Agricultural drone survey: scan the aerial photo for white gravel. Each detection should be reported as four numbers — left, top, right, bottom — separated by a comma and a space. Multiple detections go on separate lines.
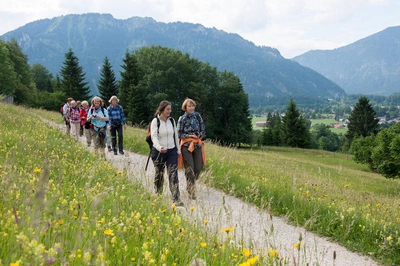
49, 121, 379, 266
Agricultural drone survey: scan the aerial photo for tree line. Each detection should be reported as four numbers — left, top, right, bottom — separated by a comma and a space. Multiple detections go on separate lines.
0, 40, 252, 146
2, 39, 399, 178
259, 96, 400, 178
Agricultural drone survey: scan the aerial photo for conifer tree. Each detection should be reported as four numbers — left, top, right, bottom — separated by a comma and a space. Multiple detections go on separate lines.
119, 52, 139, 121
345, 96, 379, 144
282, 99, 311, 148
98, 57, 119, 102
59, 48, 90, 100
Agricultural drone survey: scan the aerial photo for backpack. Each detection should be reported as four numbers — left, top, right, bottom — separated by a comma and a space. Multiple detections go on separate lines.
146, 117, 175, 149
59, 104, 65, 115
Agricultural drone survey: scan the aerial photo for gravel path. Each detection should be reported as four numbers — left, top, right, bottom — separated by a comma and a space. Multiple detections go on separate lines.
48, 121, 379, 266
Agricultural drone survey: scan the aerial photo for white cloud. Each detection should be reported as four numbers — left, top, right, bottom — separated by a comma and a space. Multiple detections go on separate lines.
0, 0, 398, 58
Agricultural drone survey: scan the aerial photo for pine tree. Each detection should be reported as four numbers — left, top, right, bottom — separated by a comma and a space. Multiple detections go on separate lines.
98, 57, 119, 102
282, 99, 311, 148
345, 96, 379, 144
59, 48, 90, 101
119, 52, 139, 121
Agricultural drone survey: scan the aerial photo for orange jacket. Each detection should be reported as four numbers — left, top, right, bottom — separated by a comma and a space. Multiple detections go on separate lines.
178, 137, 206, 169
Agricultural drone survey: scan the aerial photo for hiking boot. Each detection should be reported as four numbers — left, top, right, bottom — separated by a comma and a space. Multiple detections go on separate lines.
119, 150, 124, 155
114, 150, 117, 155
173, 200, 184, 207
108, 146, 112, 152
189, 193, 197, 200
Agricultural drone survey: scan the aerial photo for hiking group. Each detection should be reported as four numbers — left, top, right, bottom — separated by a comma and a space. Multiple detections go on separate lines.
60, 95, 127, 159
60, 97, 206, 207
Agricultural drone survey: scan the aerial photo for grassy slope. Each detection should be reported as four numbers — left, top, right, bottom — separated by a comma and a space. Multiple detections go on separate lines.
35, 108, 400, 265
0, 105, 260, 266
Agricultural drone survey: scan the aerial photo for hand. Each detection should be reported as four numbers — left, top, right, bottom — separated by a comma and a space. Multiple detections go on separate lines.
189, 134, 198, 139
123, 124, 127, 130
160, 147, 167, 153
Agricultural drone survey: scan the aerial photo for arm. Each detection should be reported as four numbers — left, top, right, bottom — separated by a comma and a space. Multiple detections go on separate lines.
177, 115, 189, 139
120, 105, 127, 129
150, 118, 162, 152
103, 109, 109, 122
197, 113, 206, 139
173, 119, 181, 154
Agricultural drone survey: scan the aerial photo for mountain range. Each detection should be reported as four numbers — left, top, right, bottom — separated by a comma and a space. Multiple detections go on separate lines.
293, 26, 400, 95
0, 13, 345, 107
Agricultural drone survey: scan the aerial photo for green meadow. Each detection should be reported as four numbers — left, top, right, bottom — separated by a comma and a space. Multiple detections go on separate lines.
2, 104, 399, 265
0, 104, 264, 266
252, 116, 347, 134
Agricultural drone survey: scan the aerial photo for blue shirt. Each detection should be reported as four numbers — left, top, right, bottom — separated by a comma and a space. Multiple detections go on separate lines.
107, 104, 127, 125
89, 107, 108, 130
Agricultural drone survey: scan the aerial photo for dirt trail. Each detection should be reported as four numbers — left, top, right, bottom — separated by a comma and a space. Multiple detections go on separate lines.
48, 120, 378, 266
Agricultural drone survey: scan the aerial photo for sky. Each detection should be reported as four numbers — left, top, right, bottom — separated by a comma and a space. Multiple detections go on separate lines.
0, 0, 399, 58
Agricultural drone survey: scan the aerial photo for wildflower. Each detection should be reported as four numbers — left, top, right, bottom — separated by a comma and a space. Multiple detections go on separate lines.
190, 206, 195, 211
248, 256, 259, 265
57, 220, 64, 225
344, 184, 349, 188
161, 209, 167, 213
292, 242, 304, 249
221, 227, 235, 233
10, 261, 21, 266
131, 258, 135, 261
62, 153, 67, 157
204, 219, 208, 225
305, 191, 310, 197
104, 229, 113, 236
200, 242, 207, 247
33, 167, 41, 173
267, 249, 279, 258
243, 248, 251, 257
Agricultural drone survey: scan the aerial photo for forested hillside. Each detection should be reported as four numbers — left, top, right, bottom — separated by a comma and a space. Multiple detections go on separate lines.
0, 13, 346, 106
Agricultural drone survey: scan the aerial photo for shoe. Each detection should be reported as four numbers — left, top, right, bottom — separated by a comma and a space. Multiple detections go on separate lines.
119, 150, 124, 155
108, 146, 112, 152
114, 151, 117, 155
173, 200, 184, 207
190, 194, 197, 200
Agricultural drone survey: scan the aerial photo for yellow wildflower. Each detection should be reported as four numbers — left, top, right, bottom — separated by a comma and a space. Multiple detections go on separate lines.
104, 229, 113, 236
243, 248, 251, 257
267, 249, 279, 258
33, 167, 41, 173
200, 242, 207, 247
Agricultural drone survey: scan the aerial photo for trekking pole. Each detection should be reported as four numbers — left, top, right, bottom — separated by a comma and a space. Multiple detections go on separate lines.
145, 151, 151, 171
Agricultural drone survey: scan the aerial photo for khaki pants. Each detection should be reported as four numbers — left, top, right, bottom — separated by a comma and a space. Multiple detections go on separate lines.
70, 123, 80, 141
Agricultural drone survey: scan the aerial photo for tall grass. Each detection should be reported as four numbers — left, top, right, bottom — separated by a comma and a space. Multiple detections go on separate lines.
0, 105, 270, 266
33, 108, 400, 265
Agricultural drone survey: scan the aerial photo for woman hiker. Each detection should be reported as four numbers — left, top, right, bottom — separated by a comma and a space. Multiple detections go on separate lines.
177, 98, 206, 200
150, 100, 184, 206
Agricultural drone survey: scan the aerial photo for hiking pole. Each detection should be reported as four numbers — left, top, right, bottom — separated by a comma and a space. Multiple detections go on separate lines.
145, 151, 151, 171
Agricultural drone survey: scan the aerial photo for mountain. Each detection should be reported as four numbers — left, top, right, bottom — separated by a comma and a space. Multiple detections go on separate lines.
0, 13, 345, 106
292, 26, 400, 95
